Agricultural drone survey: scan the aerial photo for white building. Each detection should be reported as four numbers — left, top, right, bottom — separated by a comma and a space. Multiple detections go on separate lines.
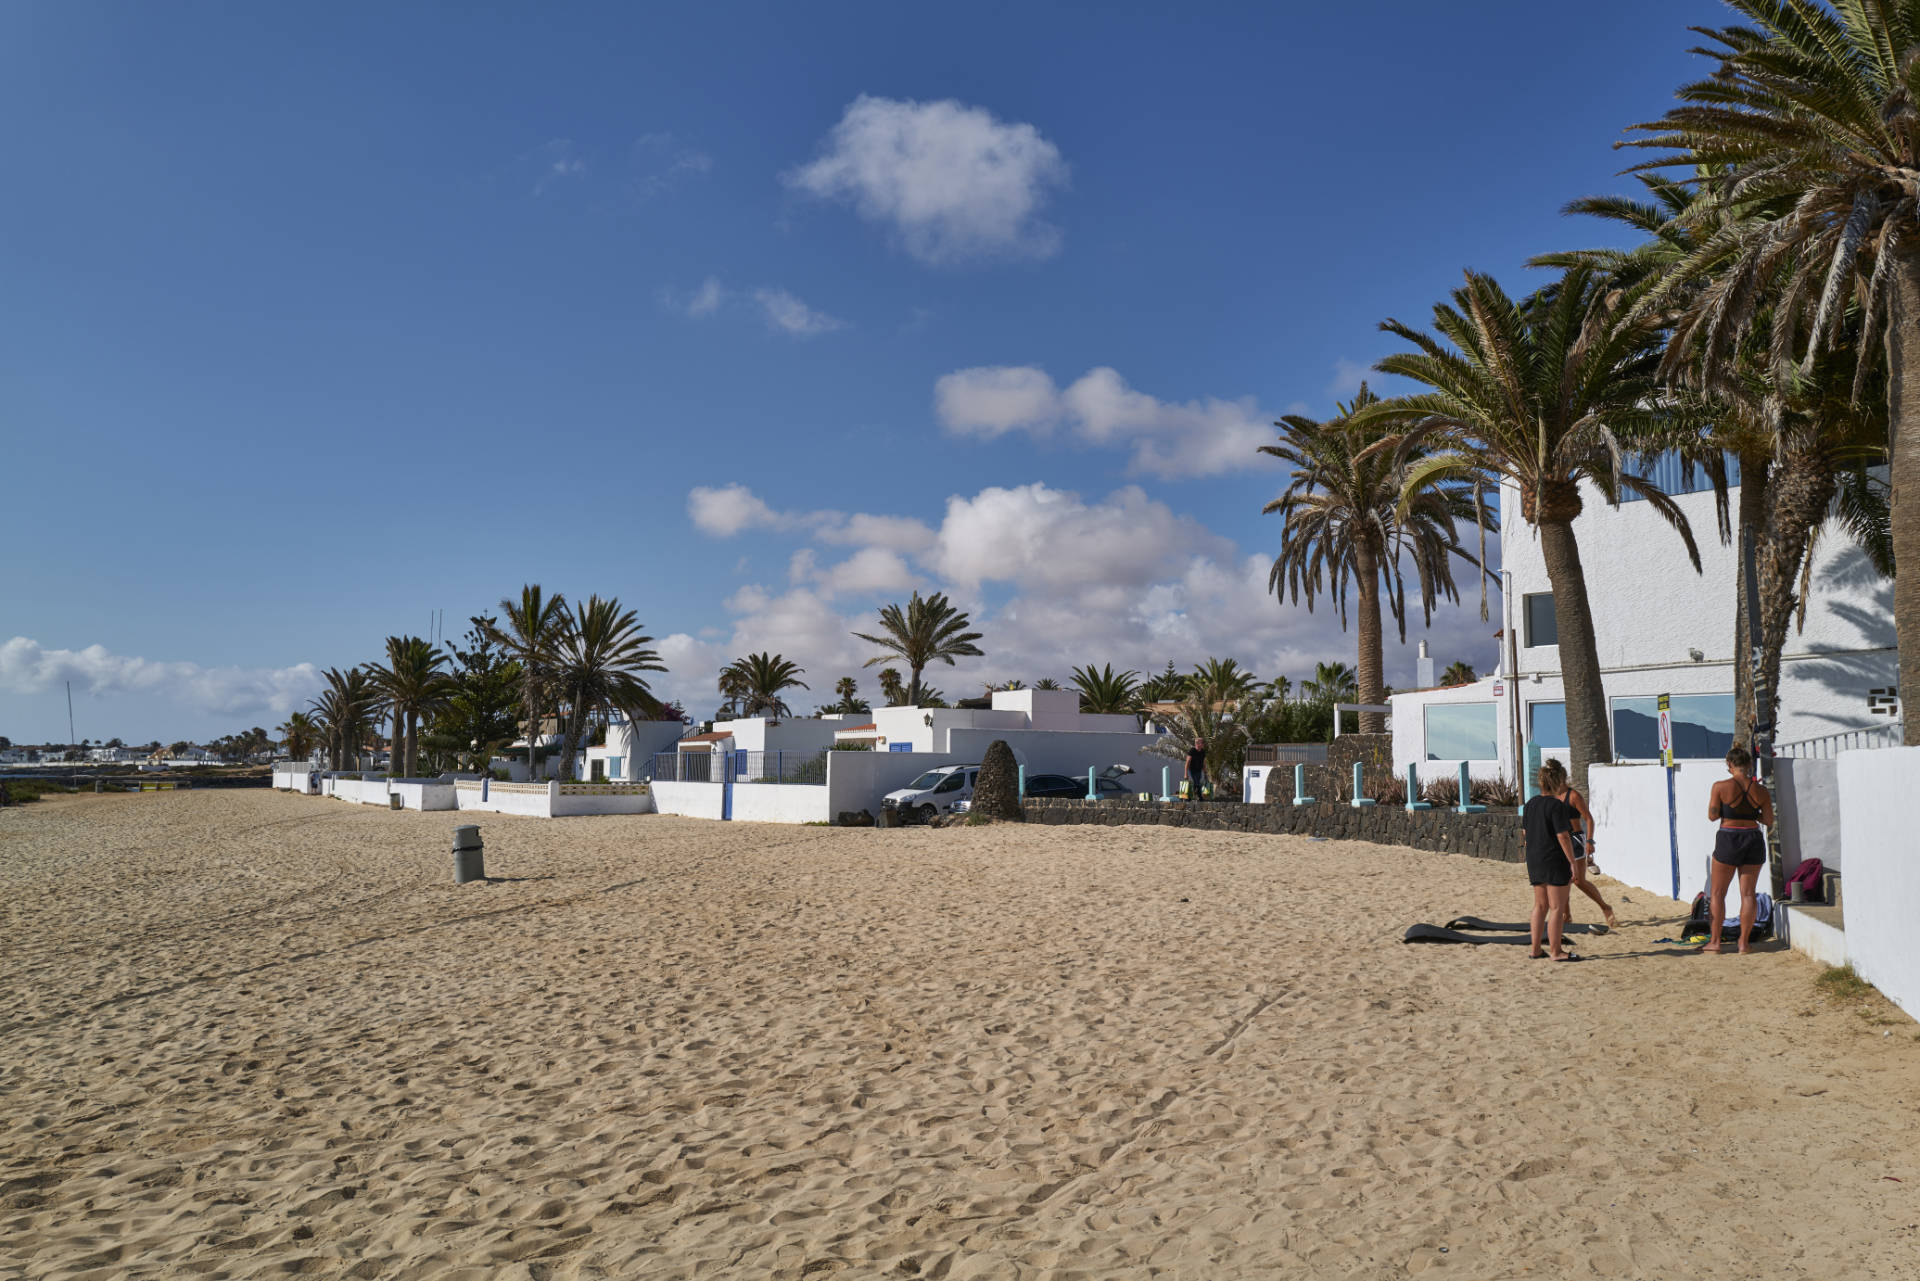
1391, 466, 1898, 783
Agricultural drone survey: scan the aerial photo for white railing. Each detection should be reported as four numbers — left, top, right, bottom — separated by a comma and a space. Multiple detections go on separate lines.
1775, 724, 1902, 759
559, 782, 649, 795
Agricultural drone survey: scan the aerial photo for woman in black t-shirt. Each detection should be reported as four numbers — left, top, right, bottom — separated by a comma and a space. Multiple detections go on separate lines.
1521, 758, 1582, 961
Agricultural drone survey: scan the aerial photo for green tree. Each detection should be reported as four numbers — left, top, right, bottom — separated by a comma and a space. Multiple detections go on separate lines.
420, 614, 524, 773
1305, 661, 1359, 703
1187, 657, 1261, 705
1142, 697, 1250, 795
485, 586, 569, 778
1033, 677, 1062, 690
275, 712, 318, 760
1359, 268, 1701, 789
824, 676, 870, 715
1624, 0, 1918, 743
1262, 383, 1494, 733
721, 652, 810, 718
553, 595, 666, 781
369, 635, 455, 778
309, 667, 381, 770
1070, 662, 1141, 714
1441, 661, 1476, 688
853, 591, 984, 707
877, 668, 907, 706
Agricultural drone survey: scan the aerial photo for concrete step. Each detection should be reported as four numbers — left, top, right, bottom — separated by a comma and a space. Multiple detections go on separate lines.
1822, 869, 1842, 909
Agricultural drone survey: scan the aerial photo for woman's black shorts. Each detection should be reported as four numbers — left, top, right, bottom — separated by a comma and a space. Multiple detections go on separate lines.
1713, 827, 1766, 867
1527, 848, 1572, 887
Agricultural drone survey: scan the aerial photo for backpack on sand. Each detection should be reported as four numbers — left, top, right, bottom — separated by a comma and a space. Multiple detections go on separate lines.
1680, 889, 1775, 944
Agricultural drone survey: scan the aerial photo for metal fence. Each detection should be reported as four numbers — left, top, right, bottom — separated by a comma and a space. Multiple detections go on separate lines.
1246, 743, 1331, 766
1774, 723, 1901, 760
648, 750, 827, 784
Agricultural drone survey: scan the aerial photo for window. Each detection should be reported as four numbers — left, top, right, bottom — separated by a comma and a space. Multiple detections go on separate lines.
1523, 593, 1558, 647
1617, 450, 1741, 503
1611, 694, 1736, 760
608, 755, 623, 779
1425, 702, 1499, 761
1527, 702, 1569, 750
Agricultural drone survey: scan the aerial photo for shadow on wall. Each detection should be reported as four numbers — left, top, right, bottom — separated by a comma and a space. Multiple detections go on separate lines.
1789, 547, 1898, 733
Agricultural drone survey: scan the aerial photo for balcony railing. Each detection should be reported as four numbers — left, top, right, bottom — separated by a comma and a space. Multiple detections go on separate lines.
1774, 724, 1901, 759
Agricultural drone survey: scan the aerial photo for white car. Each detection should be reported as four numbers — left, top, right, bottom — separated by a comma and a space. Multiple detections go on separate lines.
883, 764, 980, 823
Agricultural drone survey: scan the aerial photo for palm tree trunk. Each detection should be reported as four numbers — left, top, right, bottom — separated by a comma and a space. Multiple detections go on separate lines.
1537, 512, 1611, 792
1758, 446, 1838, 746
405, 710, 419, 779
1732, 456, 1769, 745
1354, 544, 1385, 735
390, 709, 404, 777
908, 665, 924, 707
1885, 251, 1920, 745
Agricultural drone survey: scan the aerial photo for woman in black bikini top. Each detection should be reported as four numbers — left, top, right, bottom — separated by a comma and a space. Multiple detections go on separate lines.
1703, 745, 1772, 954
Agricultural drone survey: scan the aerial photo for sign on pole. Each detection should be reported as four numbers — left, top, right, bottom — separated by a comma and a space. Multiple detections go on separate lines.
1658, 692, 1680, 900
1656, 692, 1674, 769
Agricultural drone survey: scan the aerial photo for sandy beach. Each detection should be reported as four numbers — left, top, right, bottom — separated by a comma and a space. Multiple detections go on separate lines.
2, 790, 1916, 1279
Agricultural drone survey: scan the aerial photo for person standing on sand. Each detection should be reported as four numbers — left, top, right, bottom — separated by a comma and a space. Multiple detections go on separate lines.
1548, 771, 1618, 929
1703, 744, 1773, 955
1185, 737, 1208, 801
1522, 758, 1582, 962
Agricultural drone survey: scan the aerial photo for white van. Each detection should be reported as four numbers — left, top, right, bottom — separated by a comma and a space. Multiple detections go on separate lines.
883, 764, 980, 823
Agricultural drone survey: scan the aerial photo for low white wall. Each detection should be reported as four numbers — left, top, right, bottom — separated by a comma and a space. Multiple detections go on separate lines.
731, 783, 829, 823
453, 780, 555, 818
1837, 746, 1920, 1018
651, 780, 726, 820
551, 784, 656, 817
390, 780, 457, 811
1773, 757, 1842, 875
825, 750, 970, 819
1587, 761, 1727, 901
272, 765, 317, 793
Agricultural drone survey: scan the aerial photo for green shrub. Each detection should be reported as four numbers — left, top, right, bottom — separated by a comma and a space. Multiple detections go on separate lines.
1, 778, 78, 804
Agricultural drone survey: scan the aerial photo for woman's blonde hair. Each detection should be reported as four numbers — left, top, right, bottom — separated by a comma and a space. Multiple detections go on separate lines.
1537, 757, 1569, 794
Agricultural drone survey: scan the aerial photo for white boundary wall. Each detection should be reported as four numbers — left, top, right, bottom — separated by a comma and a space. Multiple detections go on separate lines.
1587, 762, 1726, 901
552, 783, 655, 817
651, 781, 726, 820
732, 783, 829, 823
1773, 758, 1842, 875
455, 780, 555, 818
826, 751, 970, 819
390, 780, 457, 811
1836, 746, 1920, 1018
272, 765, 318, 793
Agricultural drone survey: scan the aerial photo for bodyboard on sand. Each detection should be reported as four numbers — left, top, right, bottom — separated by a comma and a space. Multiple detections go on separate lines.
1446, 916, 1608, 936
1404, 924, 1541, 945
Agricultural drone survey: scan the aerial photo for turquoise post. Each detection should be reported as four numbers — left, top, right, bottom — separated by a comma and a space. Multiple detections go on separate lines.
1522, 740, 1541, 814
1087, 766, 1098, 801
1456, 760, 1487, 813
1160, 765, 1172, 802
1292, 762, 1315, 806
1405, 762, 1431, 811
1350, 760, 1376, 808
1018, 764, 1025, 798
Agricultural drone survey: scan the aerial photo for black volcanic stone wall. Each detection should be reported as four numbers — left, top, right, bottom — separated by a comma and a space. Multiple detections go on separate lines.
1026, 797, 1524, 863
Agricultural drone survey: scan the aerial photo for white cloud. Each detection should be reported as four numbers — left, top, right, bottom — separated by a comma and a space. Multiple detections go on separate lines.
688, 484, 782, 537
785, 95, 1068, 265
934, 365, 1278, 479
935, 366, 1060, 438
0, 637, 321, 720
928, 483, 1231, 591
753, 287, 844, 337
687, 276, 726, 317
800, 546, 919, 597
531, 139, 587, 195
631, 132, 713, 200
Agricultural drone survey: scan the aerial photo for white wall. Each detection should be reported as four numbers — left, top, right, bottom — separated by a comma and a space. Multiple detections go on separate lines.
1587, 761, 1729, 902
453, 780, 555, 817
600, 720, 687, 778
650, 780, 727, 820
1836, 746, 1920, 1018
731, 782, 829, 823
551, 784, 655, 816
390, 780, 457, 811
1772, 757, 1842, 875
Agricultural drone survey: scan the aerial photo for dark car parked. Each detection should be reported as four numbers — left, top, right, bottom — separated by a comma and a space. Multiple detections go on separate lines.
1022, 773, 1135, 800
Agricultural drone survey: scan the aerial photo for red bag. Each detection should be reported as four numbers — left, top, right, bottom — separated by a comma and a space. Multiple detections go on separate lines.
1785, 858, 1824, 902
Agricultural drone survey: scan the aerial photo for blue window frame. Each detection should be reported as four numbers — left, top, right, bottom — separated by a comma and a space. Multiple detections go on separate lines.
1527, 701, 1569, 750
1618, 450, 1741, 502
889, 742, 913, 753
608, 756, 622, 779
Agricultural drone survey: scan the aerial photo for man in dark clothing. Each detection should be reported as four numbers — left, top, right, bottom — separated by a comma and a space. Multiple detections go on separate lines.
1184, 738, 1208, 801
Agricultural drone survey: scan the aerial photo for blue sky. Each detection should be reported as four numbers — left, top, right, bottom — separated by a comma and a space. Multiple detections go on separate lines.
1, 0, 1731, 743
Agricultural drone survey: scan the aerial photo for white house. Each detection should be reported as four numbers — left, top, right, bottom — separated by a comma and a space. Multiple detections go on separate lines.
1391, 462, 1899, 783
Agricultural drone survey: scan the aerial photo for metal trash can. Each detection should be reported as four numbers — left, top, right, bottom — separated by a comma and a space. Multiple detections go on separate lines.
389, 792, 403, 810
452, 825, 484, 883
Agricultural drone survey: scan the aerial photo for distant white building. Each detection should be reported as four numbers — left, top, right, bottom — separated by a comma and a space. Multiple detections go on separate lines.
1391, 464, 1899, 783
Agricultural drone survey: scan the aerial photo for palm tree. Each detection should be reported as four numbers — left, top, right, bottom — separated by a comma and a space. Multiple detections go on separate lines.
716, 665, 748, 720
1441, 661, 1477, 688
825, 676, 870, 714
853, 590, 984, 706
1033, 677, 1062, 690
1138, 661, 1188, 705
1188, 656, 1261, 705
1070, 662, 1141, 714
1262, 383, 1495, 735
552, 595, 667, 782
369, 635, 456, 778
721, 652, 810, 718
485, 585, 568, 779
1305, 661, 1359, 703
1358, 268, 1702, 790
1261, 675, 1293, 703
275, 712, 318, 761
310, 666, 381, 770
1623, 0, 1918, 742
1141, 697, 1250, 796
877, 668, 907, 707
